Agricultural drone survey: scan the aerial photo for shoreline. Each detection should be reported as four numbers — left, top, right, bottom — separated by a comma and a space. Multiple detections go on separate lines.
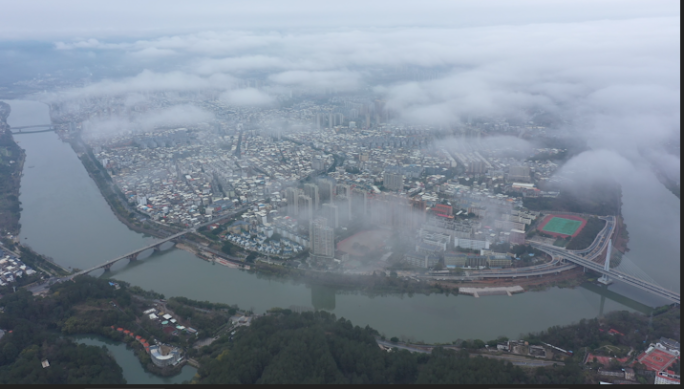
59, 121, 632, 299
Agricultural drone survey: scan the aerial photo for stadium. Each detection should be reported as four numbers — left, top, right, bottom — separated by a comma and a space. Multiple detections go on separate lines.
537, 214, 587, 238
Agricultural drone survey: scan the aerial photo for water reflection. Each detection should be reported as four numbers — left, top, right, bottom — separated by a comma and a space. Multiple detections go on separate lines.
311, 285, 336, 311
71, 335, 197, 385
7, 99, 672, 343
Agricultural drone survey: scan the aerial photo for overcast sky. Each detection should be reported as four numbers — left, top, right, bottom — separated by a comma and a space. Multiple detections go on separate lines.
0, 0, 679, 40
0, 1, 679, 282
2, 1, 680, 190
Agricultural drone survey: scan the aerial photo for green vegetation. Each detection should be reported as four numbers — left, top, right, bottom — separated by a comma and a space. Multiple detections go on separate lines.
0, 278, 128, 384
254, 263, 451, 296
566, 217, 606, 250
524, 180, 621, 216
17, 245, 69, 277
166, 298, 237, 336
221, 241, 239, 255
0, 339, 125, 384
194, 310, 530, 384
0, 103, 24, 235
489, 241, 510, 253
524, 307, 680, 356
0, 274, 678, 384
509, 244, 548, 263
553, 238, 569, 248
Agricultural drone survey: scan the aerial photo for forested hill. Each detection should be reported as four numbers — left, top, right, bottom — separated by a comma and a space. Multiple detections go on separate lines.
525, 179, 621, 216
194, 309, 576, 385
0, 276, 678, 384
0, 101, 25, 235
0, 278, 129, 384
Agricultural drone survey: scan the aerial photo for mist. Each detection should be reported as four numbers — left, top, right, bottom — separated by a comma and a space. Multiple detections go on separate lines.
1, 1, 679, 279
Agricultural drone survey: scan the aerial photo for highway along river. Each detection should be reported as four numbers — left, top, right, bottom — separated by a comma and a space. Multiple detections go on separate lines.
9, 99, 679, 343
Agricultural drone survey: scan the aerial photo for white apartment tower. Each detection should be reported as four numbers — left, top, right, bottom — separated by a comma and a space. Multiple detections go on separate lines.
311, 217, 335, 258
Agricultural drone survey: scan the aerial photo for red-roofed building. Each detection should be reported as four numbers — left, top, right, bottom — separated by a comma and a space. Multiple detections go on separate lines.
433, 204, 453, 216
117, 328, 123, 332
637, 345, 679, 373
608, 329, 625, 336
586, 353, 630, 367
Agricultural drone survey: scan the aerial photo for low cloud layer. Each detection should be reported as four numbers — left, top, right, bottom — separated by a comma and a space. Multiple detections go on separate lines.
9, 2, 679, 195
219, 88, 274, 106
82, 104, 215, 141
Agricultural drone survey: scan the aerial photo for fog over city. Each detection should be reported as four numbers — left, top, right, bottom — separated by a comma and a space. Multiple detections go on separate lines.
0, 1, 681, 385
1, 0, 678, 257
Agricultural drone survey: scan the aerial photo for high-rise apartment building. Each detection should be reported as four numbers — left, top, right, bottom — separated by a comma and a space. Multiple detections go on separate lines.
321, 203, 339, 228
317, 178, 335, 204
337, 183, 351, 197
311, 217, 335, 258
383, 172, 404, 191
304, 183, 320, 210
298, 194, 313, 221
336, 194, 352, 222
284, 187, 299, 216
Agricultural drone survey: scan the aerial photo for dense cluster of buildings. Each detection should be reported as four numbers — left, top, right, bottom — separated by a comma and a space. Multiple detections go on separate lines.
0, 249, 37, 287
47, 91, 567, 271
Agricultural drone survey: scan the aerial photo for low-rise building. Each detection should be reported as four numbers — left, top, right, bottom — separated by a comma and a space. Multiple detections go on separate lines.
149, 344, 182, 367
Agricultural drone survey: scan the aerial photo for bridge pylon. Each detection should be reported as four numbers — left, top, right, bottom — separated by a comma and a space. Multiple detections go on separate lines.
128, 252, 139, 262
103, 263, 113, 272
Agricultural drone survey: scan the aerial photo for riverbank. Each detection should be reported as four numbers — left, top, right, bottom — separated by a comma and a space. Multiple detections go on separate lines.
0, 101, 25, 236
428, 266, 589, 293
66, 133, 180, 240
60, 123, 623, 298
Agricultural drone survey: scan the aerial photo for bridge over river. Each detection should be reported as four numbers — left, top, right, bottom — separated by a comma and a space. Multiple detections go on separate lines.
426, 214, 679, 304
68, 205, 248, 278
9, 124, 56, 134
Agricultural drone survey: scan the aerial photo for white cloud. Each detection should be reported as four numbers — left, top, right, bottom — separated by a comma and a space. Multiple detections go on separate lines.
46, 70, 239, 101
82, 104, 215, 141
219, 88, 275, 106
269, 70, 361, 92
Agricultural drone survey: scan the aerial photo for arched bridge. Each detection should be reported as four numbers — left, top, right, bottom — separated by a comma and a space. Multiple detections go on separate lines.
68, 205, 248, 278
69, 231, 186, 277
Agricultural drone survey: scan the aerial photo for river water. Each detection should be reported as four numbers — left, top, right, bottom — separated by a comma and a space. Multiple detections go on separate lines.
7, 99, 680, 343
71, 335, 196, 384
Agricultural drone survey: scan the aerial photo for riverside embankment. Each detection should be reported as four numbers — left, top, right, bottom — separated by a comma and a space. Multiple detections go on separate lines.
8, 99, 678, 343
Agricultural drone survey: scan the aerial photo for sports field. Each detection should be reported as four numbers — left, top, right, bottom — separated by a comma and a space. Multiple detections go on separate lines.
537, 214, 587, 238
542, 217, 582, 235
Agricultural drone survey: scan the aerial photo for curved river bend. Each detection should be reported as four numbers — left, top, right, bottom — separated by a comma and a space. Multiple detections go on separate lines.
8, 100, 680, 343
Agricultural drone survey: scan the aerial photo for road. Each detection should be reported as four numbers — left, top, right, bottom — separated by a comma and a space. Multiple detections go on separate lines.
375, 339, 563, 367
420, 260, 577, 281
530, 242, 680, 304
